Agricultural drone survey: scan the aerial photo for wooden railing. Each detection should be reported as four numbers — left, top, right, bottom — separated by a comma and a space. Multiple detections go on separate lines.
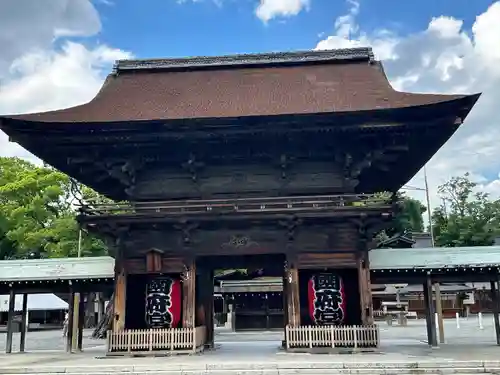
106, 326, 206, 354
285, 325, 380, 349
79, 194, 393, 217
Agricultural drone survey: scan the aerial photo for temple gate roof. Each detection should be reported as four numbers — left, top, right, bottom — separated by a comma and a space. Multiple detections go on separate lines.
0, 48, 479, 124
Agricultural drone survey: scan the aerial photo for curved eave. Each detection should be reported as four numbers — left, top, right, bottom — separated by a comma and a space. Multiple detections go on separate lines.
0, 92, 482, 133
0, 93, 481, 200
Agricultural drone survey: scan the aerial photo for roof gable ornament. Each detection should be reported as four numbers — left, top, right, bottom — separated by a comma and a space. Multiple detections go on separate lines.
113, 48, 375, 73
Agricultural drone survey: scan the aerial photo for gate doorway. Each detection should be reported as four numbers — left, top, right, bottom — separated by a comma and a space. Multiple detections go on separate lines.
197, 253, 286, 350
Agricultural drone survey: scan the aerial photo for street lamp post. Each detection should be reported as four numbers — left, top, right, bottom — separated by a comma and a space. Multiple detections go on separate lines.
423, 166, 436, 248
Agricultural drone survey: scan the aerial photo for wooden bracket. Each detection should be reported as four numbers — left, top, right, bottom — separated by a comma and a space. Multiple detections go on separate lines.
113, 225, 131, 248
280, 154, 290, 179
181, 153, 205, 182
174, 219, 199, 245
94, 158, 143, 197
279, 215, 303, 242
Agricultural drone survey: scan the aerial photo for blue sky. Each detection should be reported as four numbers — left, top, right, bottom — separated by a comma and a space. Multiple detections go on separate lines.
91, 0, 495, 59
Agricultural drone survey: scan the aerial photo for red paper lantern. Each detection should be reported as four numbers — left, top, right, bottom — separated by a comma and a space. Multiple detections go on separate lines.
145, 277, 182, 328
308, 273, 346, 325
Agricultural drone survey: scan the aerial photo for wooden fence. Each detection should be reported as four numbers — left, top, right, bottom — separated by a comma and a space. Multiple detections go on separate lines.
285, 325, 380, 349
107, 326, 206, 355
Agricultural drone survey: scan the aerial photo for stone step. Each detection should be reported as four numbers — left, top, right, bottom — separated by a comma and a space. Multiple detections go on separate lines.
1, 362, 500, 375
2, 371, 499, 375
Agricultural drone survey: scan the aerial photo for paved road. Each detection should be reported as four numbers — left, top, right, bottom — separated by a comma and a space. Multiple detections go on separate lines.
0, 315, 498, 353
0, 328, 104, 352
0, 318, 500, 374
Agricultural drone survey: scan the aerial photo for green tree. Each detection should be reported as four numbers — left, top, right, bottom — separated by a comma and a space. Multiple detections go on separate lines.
387, 192, 427, 237
0, 212, 16, 259
0, 157, 108, 259
431, 173, 498, 247
375, 191, 427, 243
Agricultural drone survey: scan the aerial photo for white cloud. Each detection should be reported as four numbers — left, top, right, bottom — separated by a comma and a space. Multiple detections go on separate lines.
255, 0, 310, 22
176, 0, 309, 21
0, 0, 101, 75
0, 43, 130, 116
316, 1, 500, 214
0, 0, 131, 164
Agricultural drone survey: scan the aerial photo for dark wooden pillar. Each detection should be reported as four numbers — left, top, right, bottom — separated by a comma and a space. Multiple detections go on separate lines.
182, 259, 196, 328
77, 293, 85, 351
434, 283, 445, 344
19, 293, 28, 352
66, 288, 75, 353
423, 274, 437, 347
285, 258, 300, 327
5, 288, 15, 354
198, 267, 214, 348
97, 293, 105, 323
206, 270, 214, 347
113, 256, 127, 332
491, 279, 500, 345
282, 270, 289, 348
282, 270, 289, 326
357, 250, 373, 325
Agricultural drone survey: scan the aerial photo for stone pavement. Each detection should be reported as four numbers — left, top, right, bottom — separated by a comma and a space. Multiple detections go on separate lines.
0, 329, 105, 352
0, 317, 499, 374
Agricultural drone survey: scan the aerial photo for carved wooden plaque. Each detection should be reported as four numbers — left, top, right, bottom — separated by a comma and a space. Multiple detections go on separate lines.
146, 249, 163, 273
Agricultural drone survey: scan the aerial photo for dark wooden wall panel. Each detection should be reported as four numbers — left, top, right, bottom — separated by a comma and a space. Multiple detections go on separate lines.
125, 256, 184, 274
294, 223, 357, 253
297, 252, 357, 269
124, 221, 361, 259
133, 162, 350, 200
125, 232, 181, 255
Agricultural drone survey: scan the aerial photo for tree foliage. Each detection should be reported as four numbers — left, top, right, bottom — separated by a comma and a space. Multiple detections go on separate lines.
388, 192, 427, 237
375, 191, 427, 242
0, 157, 108, 259
431, 173, 500, 247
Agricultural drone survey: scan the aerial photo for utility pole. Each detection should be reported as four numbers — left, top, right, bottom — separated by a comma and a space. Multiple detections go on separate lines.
424, 166, 445, 344
441, 197, 448, 217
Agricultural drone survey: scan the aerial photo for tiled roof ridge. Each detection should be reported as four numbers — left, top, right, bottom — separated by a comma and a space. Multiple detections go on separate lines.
113, 47, 375, 73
